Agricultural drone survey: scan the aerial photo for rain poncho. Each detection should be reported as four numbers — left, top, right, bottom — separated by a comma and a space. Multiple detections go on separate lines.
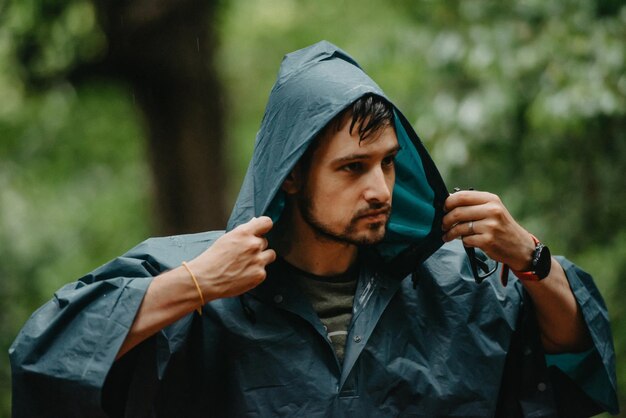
10, 41, 618, 417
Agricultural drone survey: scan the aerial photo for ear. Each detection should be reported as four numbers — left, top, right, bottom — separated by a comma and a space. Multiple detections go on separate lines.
281, 165, 302, 195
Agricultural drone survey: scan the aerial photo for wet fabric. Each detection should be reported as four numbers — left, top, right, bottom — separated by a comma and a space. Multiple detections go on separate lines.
9, 41, 619, 417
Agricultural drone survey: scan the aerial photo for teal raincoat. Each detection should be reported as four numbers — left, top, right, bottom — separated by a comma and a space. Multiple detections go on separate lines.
10, 41, 619, 417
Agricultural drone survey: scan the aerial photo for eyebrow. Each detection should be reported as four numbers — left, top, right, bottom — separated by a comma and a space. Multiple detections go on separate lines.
331, 144, 402, 164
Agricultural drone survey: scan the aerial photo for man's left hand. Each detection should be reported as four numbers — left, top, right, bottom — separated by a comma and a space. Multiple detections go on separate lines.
442, 190, 535, 272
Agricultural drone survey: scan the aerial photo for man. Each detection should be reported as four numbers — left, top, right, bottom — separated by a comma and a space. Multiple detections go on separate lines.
10, 41, 618, 417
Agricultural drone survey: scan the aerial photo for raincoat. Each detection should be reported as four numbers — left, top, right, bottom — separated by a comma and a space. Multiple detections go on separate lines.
10, 41, 618, 417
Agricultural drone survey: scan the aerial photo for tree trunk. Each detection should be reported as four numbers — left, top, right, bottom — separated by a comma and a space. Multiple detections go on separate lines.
93, 0, 226, 235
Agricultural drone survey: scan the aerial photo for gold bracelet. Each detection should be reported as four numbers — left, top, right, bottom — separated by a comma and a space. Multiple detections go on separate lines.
182, 261, 205, 315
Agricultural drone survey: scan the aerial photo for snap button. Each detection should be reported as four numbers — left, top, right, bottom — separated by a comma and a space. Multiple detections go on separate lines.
353, 335, 362, 343
537, 382, 547, 392
273, 294, 283, 303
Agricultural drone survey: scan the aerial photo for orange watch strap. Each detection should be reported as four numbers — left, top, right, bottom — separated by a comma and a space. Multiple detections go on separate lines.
500, 235, 543, 286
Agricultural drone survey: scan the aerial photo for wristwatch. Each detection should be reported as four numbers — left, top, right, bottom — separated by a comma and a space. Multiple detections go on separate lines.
513, 235, 552, 281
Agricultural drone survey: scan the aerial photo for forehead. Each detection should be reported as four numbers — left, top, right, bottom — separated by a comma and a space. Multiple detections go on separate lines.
312, 117, 398, 163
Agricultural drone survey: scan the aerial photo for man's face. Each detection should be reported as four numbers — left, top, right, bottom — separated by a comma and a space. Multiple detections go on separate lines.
295, 117, 399, 246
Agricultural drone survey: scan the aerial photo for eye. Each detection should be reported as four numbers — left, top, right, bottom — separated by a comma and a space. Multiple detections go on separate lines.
382, 155, 396, 168
341, 162, 364, 173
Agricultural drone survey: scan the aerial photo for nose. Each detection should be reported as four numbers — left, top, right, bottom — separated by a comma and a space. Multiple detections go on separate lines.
363, 166, 392, 203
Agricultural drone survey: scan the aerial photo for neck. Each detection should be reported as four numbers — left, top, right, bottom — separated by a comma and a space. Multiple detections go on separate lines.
272, 205, 358, 276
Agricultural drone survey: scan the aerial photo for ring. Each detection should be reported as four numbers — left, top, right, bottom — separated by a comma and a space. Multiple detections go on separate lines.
468, 221, 474, 235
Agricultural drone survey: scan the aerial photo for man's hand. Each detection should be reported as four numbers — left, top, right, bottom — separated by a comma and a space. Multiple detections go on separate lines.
442, 190, 535, 272
442, 190, 592, 353
188, 216, 277, 301
116, 216, 276, 359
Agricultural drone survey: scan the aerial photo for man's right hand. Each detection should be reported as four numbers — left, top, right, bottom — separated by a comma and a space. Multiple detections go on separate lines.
187, 216, 276, 301
116, 216, 276, 359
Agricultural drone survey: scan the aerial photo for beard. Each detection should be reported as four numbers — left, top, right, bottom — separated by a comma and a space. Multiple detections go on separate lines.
297, 194, 391, 246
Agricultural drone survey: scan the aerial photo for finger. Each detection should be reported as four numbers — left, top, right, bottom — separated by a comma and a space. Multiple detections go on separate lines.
241, 216, 274, 236
442, 205, 489, 231
444, 190, 497, 212
460, 233, 481, 248
443, 222, 465, 242
249, 236, 269, 252
260, 249, 277, 265
444, 220, 481, 242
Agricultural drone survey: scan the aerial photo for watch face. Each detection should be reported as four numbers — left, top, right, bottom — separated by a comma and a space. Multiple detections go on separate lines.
534, 244, 551, 279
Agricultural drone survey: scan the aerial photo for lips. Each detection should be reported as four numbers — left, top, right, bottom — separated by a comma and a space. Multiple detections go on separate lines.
357, 209, 390, 221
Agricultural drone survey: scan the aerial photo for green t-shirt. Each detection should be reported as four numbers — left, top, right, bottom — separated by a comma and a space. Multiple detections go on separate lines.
277, 258, 358, 364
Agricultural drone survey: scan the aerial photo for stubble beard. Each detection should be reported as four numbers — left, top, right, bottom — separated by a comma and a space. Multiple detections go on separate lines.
298, 194, 391, 246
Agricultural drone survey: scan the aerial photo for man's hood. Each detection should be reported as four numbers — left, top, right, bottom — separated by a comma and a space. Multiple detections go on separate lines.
227, 40, 449, 275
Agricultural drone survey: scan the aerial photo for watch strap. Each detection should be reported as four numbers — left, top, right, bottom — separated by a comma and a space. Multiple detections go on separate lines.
500, 234, 551, 285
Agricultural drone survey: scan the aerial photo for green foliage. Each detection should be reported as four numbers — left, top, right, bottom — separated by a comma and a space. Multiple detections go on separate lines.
0, 0, 624, 416
0, 0, 104, 88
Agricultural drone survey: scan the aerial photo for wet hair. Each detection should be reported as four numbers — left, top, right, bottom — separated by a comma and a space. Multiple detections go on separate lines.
322, 94, 395, 143
345, 94, 395, 142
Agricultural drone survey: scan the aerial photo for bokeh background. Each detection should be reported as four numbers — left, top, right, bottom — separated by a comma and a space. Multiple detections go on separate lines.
1, 0, 624, 416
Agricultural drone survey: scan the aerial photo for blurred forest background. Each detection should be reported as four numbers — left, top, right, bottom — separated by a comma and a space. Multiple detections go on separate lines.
1, 0, 625, 416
